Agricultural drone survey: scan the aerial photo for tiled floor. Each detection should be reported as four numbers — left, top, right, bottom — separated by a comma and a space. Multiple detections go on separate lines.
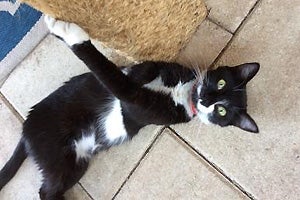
1, 0, 300, 199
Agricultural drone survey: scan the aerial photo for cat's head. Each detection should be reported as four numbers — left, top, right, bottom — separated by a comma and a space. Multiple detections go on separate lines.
193, 63, 260, 133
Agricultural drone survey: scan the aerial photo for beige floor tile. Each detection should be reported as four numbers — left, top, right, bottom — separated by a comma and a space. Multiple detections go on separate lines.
115, 129, 247, 200
80, 125, 162, 199
176, 19, 232, 70
205, 0, 258, 32
65, 184, 92, 200
172, 0, 300, 199
0, 98, 22, 167
0, 35, 89, 118
0, 158, 42, 200
1, 159, 91, 200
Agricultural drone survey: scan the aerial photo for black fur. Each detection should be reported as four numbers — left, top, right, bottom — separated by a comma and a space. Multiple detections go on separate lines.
200, 63, 259, 132
0, 37, 259, 199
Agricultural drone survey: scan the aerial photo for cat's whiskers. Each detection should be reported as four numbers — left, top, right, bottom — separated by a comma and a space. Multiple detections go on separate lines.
186, 56, 199, 78
187, 55, 205, 85
232, 106, 247, 112
233, 88, 246, 92
194, 68, 201, 83
201, 69, 207, 85
205, 72, 210, 87
195, 67, 203, 82
191, 70, 198, 79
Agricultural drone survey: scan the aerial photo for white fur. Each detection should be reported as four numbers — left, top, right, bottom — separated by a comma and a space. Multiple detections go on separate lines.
198, 112, 211, 124
196, 102, 215, 125
144, 76, 195, 117
197, 102, 215, 114
197, 84, 202, 96
74, 132, 99, 161
104, 99, 128, 144
144, 76, 172, 94
196, 101, 226, 124
196, 101, 216, 124
44, 15, 89, 46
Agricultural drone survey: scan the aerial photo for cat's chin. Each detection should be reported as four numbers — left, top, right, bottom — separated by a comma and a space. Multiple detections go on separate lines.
197, 112, 211, 125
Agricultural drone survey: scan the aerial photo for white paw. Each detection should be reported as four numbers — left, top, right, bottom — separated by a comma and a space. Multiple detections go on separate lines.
44, 15, 89, 46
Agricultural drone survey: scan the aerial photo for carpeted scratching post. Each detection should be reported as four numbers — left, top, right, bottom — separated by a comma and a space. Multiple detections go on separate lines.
21, 0, 207, 62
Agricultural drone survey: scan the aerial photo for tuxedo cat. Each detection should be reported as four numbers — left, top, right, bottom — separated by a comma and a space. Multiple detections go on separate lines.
0, 16, 259, 199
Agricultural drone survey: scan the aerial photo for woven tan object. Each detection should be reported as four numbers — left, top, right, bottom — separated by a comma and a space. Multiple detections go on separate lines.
22, 0, 207, 62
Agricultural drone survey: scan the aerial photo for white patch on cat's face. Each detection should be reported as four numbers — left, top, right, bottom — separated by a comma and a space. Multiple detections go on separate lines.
44, 15, 89, 46
104, 99, 128, 144
197, 101, 215, 114
196, 101, 216, 124
74, 132, 99, 161
196, 100, 228, 124
196, 103, 214, 125
196, 83, 216, 124
144, 76, 195, 117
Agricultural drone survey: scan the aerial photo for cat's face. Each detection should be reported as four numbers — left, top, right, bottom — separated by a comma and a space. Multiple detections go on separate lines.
194, 63, 260, 133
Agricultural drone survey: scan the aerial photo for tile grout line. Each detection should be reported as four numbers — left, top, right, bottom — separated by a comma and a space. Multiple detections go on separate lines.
206, 17, 234, 35
168, 127, 256, 200
209, 0, 263, 68
111, 126, 166, 199
77, 182, 95, 200
0, 92, 24, 123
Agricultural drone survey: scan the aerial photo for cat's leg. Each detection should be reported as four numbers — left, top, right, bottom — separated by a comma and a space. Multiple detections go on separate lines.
39, 175, 65, 200
127, 62, 162, 85
39, 160, 89, 200
44, 16, 175, 110
44, 16, 143, 102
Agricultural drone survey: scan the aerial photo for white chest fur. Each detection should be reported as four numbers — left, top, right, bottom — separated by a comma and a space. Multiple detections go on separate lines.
74, 99, 127, 161
103, 99, 128, 144
144, 76, 195, 117
74, 130, 99, 161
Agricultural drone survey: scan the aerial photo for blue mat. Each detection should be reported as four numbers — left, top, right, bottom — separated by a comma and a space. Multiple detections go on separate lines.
0, 0, 48, 84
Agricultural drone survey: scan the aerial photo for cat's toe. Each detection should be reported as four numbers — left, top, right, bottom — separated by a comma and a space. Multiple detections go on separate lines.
44, 15, 89, 46
64, 23, 90, 46
44, 15, 67, 38
44, 15, 56, 29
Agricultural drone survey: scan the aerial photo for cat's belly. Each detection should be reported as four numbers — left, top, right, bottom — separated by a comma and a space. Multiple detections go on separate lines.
73, 98, 128, 161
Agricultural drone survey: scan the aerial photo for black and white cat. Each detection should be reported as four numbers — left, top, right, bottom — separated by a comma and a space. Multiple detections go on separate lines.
0, 16, 259, 199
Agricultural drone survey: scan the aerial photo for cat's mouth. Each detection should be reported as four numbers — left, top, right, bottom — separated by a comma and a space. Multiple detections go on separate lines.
189, 82, 201, 116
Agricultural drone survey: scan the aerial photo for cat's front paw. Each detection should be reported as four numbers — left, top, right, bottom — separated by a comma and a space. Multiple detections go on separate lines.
44, 15, 89, 46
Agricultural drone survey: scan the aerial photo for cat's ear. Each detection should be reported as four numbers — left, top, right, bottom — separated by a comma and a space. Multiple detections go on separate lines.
232, 112, 259, 133
234, 63, 260, 83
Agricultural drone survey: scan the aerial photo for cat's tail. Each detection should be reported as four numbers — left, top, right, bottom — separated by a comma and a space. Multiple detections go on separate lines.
0, 138, 27, 190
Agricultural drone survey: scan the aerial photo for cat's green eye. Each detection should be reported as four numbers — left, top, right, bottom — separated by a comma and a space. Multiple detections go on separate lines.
217, 79, 226, 90
217, 106, 227, 116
